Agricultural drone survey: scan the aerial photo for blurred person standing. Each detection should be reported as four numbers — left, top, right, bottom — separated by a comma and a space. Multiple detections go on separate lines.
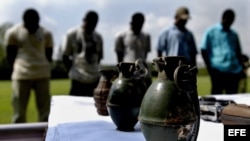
114, 12, 152, 87
4, 8, 53, 123
200, 9, 243, 95
62, 10, 103, 96
238, 54, 250, 93
157, 6, 198, 66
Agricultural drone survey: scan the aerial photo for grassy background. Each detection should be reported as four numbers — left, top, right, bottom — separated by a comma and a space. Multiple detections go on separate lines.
0, 68, 249, 124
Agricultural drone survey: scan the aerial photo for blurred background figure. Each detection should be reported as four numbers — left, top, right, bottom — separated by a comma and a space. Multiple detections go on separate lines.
4, 8, 53, 123
62, 10, 103, 96
114, 12, 152, 87
200, 9, 243, 95
238, 54, 250, 93
157, 6, 197, 66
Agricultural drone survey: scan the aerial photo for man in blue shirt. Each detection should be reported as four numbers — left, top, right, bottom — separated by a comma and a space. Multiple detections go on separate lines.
200, 9, 243, 94
157, 6, 197, 66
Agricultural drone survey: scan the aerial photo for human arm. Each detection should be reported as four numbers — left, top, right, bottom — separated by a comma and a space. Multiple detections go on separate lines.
4, 27, 18, 68
45, 48, 53, 62
96, 33, 103, 63
190, 54, 196, 67
116, 52, 124, 63
45, 31, 54, 62
201, 49, 211, 71
157, 50, 163, 57
61, 31, 73, 71
114, 34, 124, 63
235, 33, 243, 64
6, 45, 18, 68
62, 54, 72, 71
200, 31, 212, 73
144, 34, 151, 60
189, 33, 198, 66
234, 33, 247, 76
156, 31, 167, 57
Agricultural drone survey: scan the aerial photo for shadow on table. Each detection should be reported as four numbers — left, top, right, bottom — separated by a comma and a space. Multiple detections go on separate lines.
45, 120, 144, 141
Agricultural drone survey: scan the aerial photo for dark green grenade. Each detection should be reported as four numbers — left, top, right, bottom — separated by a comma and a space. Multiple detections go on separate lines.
138, 56, 200, 141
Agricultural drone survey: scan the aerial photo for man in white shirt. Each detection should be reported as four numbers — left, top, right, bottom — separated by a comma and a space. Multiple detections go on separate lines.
114, 12, 151, 87
62, 10, 103, 96
4, 8, 53, 123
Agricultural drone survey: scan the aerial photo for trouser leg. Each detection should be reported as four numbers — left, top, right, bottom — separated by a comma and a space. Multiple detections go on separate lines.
210, 70, 224, 95
224, 73, 241, 94
210, 69, 241, 95
69, 80, 82, 96
12, 80, 32, 123
33, 78, 51, 122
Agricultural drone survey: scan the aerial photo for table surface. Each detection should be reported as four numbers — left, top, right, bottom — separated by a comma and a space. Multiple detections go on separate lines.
45, 94, 250, 141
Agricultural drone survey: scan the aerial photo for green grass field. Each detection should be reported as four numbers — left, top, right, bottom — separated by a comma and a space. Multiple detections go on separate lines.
0, 75, 249, 124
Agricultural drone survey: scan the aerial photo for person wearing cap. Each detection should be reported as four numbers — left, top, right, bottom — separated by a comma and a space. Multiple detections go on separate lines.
62, 10, 103, 96
157, 6, 197, 66
114, 12, 152, 87
200, 9, 243, 94
4, 8, 53, 123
